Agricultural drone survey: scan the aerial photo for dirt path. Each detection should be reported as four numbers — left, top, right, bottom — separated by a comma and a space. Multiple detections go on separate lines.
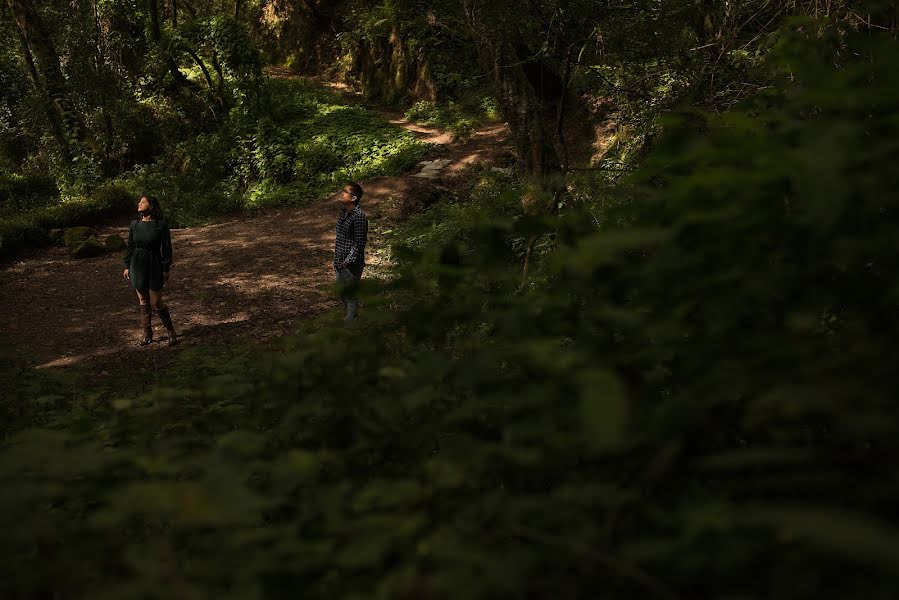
0, 89, 512, 381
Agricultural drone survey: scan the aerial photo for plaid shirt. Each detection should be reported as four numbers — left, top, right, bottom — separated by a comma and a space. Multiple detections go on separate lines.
334, 205, 369, 269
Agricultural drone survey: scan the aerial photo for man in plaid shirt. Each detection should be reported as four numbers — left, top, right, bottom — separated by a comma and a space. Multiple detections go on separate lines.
334, 182, 369, 321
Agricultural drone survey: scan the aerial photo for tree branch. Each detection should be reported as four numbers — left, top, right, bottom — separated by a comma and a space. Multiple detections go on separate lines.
185, 46, 216, 92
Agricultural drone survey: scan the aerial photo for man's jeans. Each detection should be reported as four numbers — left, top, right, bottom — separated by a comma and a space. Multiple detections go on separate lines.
335, 264, 364, 320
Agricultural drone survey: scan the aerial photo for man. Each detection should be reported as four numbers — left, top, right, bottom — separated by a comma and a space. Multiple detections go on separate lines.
334, 182, 369, 321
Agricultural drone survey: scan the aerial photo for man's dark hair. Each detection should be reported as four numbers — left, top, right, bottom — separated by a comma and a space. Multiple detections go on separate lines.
345, 182, 363, 204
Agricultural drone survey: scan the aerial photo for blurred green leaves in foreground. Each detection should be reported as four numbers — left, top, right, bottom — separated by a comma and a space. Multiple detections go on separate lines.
2, 28, 899, 600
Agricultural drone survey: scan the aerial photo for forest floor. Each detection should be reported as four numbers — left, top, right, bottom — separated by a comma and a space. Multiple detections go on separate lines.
0, 79, 512, 387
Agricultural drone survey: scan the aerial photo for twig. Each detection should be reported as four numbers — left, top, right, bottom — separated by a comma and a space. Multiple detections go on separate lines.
848, 11, 892, 30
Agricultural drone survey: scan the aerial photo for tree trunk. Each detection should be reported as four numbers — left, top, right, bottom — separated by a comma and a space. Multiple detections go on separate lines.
147, 0, 191, 89
148, 0, 162, 41
186, 47, 215, 91
461, 0, 559, 175
211, 49, 225, 97
5, 0, 82, 161
180, 0, 196, 18
555, 45, 574, 173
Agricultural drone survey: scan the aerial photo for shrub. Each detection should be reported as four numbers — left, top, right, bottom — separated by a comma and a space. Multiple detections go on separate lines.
0, 172, 58, 214
0, 183, 136, 259
2, 27, 897, 599
404, 100, 483, 139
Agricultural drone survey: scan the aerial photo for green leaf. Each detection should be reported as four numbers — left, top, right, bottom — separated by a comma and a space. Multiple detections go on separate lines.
579, 370, 628, 451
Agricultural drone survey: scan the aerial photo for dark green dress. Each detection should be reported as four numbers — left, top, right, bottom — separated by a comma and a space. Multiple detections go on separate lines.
123, 219, 173, 292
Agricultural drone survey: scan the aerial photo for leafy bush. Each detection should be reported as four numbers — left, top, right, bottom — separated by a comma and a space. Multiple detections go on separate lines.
0, 183, 134, 258
2, 60, 424, 253
0, 172, 59, 214
404, 100, 488, 139
390, 168, 523, 254
3, 22, 897, 600
224, 79, 425, 210
479, 96, 501, 121
109, 78, 425, 225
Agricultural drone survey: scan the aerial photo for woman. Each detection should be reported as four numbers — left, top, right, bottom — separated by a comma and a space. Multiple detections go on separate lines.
122, 194, 178, 346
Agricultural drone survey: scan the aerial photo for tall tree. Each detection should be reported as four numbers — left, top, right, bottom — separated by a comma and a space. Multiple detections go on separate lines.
462, 0, 572, 175
5, 0, 84, 161
147, 0, 192, 89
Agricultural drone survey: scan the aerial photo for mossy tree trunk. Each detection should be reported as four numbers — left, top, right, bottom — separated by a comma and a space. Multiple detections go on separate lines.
5, 0, 84, 163
351, 24, 437, 105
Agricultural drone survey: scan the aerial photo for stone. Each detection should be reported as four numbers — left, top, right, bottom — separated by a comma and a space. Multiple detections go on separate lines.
71, 236, 106, 258
48, 228, 65, 242
414, 158, 453, 178
104, 234, 127, 252
63, 226, 99, 248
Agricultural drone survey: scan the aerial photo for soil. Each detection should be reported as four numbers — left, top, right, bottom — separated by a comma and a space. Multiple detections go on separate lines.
0, 85, 513, 385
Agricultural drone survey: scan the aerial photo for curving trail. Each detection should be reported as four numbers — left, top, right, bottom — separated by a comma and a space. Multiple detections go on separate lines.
0, 93, 512, 380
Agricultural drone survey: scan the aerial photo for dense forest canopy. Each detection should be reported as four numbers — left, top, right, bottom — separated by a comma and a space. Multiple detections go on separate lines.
2, 0, 899, 598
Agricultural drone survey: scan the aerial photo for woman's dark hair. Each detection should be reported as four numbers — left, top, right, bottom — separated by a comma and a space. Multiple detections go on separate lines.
345, 182, 363, 204
139, 194, 164, 219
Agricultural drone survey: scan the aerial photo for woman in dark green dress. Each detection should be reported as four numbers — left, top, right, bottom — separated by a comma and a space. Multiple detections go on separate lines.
122, 194, 178, 346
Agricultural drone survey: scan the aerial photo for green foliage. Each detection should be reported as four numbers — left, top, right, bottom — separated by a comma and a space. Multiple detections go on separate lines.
0, 2, 272, 249
3, 7, 899, 600
390, 168, 523, 254
231, 79, 425, 212
0, 77, 424, 242
0, 171, 58, 214
5, 28, 897, 598
336, 0, 486, 103
479, 96, 501, 121
404, 99, 491, 139
173, 15, 265, 109
0, 183, 133, 258
114, 78, 425, 226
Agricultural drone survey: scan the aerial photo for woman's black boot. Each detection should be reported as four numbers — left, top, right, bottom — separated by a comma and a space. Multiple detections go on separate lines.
139, 304, 153, 346
156, 306, 178, 346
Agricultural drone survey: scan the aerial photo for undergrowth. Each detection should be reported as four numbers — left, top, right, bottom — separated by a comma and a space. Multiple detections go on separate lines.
0, 77, 426, 258
2, 25, 898, 600
403, 97, 499, 140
